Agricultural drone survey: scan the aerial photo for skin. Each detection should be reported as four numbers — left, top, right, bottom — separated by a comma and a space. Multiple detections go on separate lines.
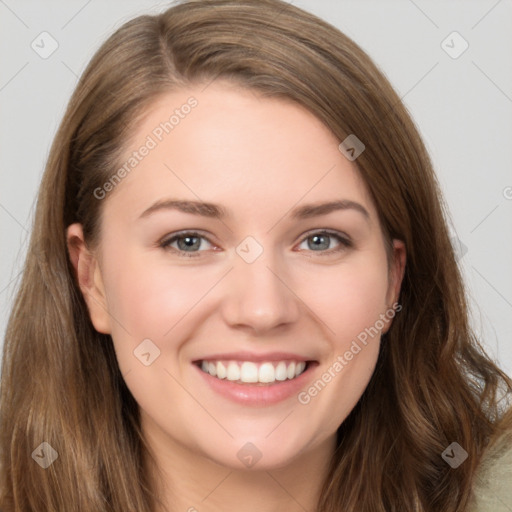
67, 80, 406, 512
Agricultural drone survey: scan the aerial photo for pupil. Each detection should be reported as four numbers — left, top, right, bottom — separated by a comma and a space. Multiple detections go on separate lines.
310, 235, 328, 250
180, 236, 199, 250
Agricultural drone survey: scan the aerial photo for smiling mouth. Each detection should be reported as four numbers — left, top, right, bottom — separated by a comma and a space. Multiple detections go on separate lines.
195, 359, 312, 385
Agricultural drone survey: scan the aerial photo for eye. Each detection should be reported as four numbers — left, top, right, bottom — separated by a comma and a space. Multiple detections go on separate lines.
159, 231, 215, 258
159, 229, 352, 259
297, 230, 352, 255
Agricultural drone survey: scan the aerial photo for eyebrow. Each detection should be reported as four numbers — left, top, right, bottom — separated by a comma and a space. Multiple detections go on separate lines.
139, 198, 370, 221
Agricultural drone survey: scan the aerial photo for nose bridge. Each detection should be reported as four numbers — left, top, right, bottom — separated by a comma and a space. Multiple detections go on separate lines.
221, 235, 300, 332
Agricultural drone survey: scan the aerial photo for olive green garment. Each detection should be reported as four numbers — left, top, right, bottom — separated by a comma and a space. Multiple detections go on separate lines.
468, 429, 512, 512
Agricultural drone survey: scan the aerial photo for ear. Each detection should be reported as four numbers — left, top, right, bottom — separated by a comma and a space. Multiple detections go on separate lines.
66, 223, 112, 334
382, 239, 406, 334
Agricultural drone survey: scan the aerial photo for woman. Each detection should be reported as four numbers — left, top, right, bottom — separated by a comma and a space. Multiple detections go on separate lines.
1, 1, 511, 511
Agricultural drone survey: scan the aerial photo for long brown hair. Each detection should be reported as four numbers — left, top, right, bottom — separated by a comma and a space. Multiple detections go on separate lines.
1, 1, 511, 510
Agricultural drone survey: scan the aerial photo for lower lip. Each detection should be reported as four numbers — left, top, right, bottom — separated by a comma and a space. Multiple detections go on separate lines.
193, 363, 317, 406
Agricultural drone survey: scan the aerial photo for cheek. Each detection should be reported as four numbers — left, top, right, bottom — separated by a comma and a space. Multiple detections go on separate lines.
297, 253, 389, 397
102, 250, 206, 336
103, 244, 391, 347
304, 255, 390, 344
100, 252, 207, 411
97, 240, 390, 458
295, 264, 388, 432
100, 247, 227, 381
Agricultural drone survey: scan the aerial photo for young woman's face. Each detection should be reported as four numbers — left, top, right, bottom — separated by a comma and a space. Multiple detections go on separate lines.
76, 81, 404, 470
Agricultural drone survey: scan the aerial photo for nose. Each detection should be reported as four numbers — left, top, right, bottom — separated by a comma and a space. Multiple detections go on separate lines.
220, 244, 301, 334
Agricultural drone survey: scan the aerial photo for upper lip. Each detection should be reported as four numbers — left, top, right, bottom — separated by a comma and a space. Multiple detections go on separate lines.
193, 351, 314, 363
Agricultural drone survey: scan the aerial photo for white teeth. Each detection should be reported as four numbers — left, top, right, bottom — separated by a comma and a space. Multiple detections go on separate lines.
199, 359, 308, 384
275, 361, 287, 381
227, 361, 240, 381
216, 361, 227, 379
295, 361, 306, 376
240, 362, 258, 383
208, 361, 217, 377
287, 362, 296, 380
258, 362, 275, 383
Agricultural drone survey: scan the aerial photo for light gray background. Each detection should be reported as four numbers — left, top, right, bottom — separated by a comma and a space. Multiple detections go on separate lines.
1, 0, 511, 376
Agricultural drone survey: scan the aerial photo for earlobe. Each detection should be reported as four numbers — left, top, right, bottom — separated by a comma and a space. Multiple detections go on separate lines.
66, 223, 112, 334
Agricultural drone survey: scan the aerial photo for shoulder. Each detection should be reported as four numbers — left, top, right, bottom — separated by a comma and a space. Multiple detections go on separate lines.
467, 428, 512, 512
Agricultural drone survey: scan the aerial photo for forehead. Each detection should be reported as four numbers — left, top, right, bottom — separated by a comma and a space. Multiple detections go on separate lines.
101, 81, 376, 224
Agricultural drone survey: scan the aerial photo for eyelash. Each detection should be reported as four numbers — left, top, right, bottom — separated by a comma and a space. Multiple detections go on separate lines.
158, 230, 353, 259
